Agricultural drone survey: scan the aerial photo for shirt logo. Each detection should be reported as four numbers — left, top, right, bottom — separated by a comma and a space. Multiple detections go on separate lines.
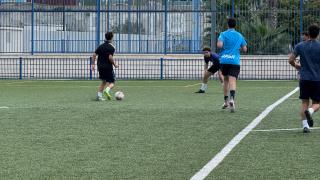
221, 54, 235, 59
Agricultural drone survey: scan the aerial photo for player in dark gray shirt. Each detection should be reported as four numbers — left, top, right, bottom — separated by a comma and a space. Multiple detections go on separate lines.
92, 32, 118, 101
289, 24, 320, 133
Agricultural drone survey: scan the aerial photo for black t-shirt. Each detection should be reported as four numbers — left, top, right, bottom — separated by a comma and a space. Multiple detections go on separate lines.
204, 53, 220, 66
95, 41, 116, 69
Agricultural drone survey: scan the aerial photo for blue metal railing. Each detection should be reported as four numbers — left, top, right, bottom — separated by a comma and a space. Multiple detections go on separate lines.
0, 56, 297, 80
0, 0, 318, 54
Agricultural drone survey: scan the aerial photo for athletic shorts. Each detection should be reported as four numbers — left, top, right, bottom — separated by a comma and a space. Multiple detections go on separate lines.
299, 80, 320, 102
208, 64, 220, 74
220, 64, 240, 78
98, 67, 115, 83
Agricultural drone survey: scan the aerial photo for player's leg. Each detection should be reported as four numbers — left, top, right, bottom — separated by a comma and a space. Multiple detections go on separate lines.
301, 99, 311, 133
218, 70, 224, 84
305, 81, 320, 127
299, 80, 314, 129
227, 65, 240, 112
103, 70, 116, 100
222, 75, 229, 109
196, 69, 214, 93
103, 82, 114, 100
228, 76, 237, 113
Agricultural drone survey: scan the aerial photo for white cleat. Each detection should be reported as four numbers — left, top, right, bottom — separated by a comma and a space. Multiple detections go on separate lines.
229, 100, 235, 113
96, 96, 106, 101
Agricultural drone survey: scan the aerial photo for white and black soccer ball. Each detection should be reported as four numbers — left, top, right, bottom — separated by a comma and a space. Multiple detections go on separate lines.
115, 91, 124, 100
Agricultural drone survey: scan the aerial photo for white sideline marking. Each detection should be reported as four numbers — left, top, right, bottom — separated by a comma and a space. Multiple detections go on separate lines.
253, 127, 320, 132
184, 83, 201, 87
0, 106, 9, 109
190, 87, 299, 180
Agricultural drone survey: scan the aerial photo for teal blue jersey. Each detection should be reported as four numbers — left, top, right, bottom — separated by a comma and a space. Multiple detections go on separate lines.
218, 29, 247, 65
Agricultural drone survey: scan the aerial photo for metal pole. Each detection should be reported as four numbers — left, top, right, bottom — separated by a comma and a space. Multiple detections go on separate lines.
89, 57, 93, 80
31, 0, 34, 55
160, 58, 163, 80
231, 0, 235, 18
164, 0, 168, 54
96, 0, 101, 48
128, 0, 132, 53
211, 0, 217, 52
299, 0, 303, 41
19, 57, 23, 80
192, 0, 200, 53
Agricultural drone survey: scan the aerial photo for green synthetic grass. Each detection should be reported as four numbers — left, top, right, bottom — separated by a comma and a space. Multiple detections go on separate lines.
1, 80, 315, 180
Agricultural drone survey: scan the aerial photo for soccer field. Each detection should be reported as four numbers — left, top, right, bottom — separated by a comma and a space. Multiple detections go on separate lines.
0, 80, 319, 179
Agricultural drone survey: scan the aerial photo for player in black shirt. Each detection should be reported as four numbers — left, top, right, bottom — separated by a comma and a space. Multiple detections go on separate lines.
195, 47, 224, 93
92, 32, 118, 101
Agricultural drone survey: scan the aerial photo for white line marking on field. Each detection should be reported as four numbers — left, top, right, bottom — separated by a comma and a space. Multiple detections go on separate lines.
190, 87, 299, 180
0, 106, 9, 109
184, 83, 201, 87
253, 127, 320, 132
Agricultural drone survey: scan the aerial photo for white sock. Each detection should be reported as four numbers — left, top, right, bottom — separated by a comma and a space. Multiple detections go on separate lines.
308, 108, 315, 115
302, 120, 309, 128
200, 83, 208, 91
98, 91, 103, 97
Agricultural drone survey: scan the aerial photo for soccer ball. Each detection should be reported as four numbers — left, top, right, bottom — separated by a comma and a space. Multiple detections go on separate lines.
115, 91, 124, 100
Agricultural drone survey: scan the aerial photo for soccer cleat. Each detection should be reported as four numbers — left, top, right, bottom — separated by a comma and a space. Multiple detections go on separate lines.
222, 102, 229, 109
303, 127, 310, 133
195, 89, 205, 93
229, 100, 235, 113
96, 96, 106, 101
304, 110, 314, 127
103, 90, 112, 100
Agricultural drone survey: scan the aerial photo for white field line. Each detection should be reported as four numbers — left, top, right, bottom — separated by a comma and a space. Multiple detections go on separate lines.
184, 83, 201, 87
0, 106, 9, 109
253, 127, 320, 132
190, 87, 299, 180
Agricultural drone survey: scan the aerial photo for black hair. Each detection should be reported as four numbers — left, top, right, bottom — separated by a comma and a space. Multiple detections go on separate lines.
308, 24, 320, 39
105, 32, 114, 41
227, 18, 236, 28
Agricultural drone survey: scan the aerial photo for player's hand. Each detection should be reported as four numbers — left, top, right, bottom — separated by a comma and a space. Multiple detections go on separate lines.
91, 64, 95, 71
114, 64, 119, 68
295, 63, 301, 70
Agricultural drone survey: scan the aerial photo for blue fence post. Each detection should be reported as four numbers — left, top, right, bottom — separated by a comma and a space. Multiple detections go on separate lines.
164, 0, 168, 54
96, 0, 101, 49
231, 0, 235, 18
31, 0, 34, 55
89, 57, 93, 80
299, 0, 303, 41
19, 57, 23, 80
160, 58, 164, 80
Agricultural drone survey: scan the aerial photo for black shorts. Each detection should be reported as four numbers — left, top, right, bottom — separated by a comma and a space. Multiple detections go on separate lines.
220, 64, 240, 78
299, 80, 320, 102
98, 67, 115, 83
208, 64, 220, 74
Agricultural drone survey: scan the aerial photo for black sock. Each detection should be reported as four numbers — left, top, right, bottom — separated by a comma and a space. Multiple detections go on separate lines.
224, 96, 228, 101
230, 90, 236, 100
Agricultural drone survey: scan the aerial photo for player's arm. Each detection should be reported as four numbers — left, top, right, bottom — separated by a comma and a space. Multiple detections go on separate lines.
240, 45, 247, 53
217, 41, 223, 49
108, 54, 119, 68
204, 63, 208, 71
288, 53, 300, 70
91, 53, 97, 71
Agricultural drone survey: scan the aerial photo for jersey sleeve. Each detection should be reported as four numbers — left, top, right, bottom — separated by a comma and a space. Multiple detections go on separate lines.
218, 32, 224, 42
94, 46, 101, 55
212, 53, 219, 61
293, 44, 300, 56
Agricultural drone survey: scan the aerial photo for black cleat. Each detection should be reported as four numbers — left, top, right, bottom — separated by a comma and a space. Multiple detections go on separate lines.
303, 127, 310, 133
304, 110, 314, 127
195, 90, 205, 93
